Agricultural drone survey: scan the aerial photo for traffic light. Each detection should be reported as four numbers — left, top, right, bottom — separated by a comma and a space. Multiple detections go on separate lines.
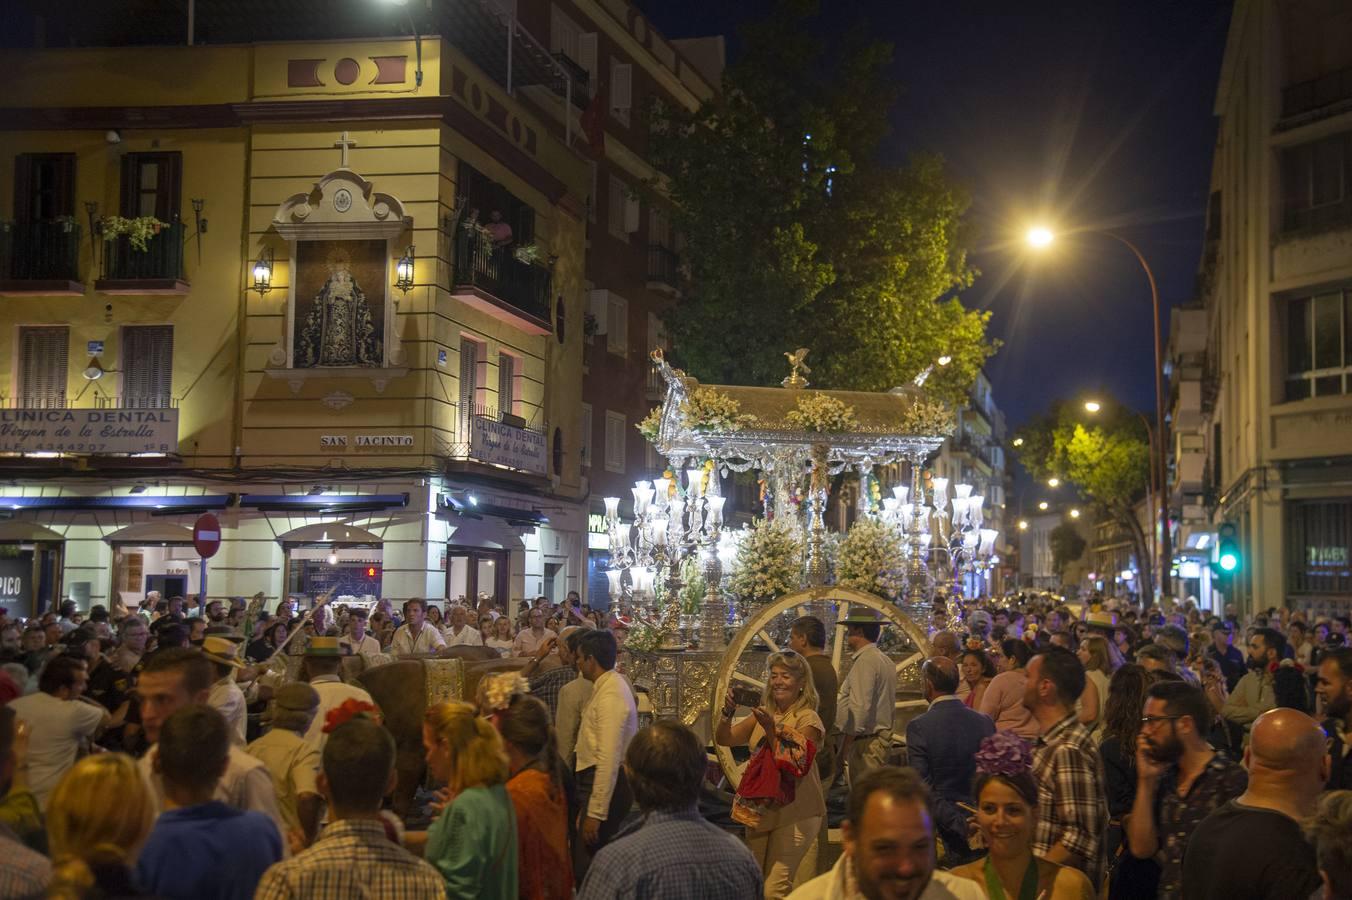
1217, 522, 1240, 574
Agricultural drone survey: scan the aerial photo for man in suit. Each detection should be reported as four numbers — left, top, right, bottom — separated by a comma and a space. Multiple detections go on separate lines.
904, 656, 995, 864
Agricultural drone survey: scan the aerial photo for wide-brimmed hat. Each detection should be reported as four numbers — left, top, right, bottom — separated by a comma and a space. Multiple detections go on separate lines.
270, 682, 320, 730
838, 607, 887, 626
202, 635, 244, 668
1085, 610, 1119, 631
305, 635, 344, 657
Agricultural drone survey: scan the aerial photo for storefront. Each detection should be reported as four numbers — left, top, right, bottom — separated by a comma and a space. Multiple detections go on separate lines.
278, 523, 385, 605
106, 523, 201, 608
0, 522, 64, 619
446, 546, 510, 603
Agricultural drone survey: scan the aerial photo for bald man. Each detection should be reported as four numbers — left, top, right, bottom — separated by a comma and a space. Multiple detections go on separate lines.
1180, 708, 1328, 900
905, 656, 994, 865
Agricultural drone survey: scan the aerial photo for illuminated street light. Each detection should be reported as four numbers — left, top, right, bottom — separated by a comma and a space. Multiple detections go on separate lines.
1069, 508, 1081, 519
1026, 226, 1054, 248
1012, 437, 1024, 447
937, 355, 952, 366
1038, 501, 1049, 511
1048, 477, 1060, 488
1084, 400, 1102, 413
1018, 519, 1029, 530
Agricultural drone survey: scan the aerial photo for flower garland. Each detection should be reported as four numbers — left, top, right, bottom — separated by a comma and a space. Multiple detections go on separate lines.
900, 398, 955, 435
728, 518, 802, 606
636, 406, 663, 443
680, 386, 758, 432
784, 392, 858, 433
835, 517, 905, 600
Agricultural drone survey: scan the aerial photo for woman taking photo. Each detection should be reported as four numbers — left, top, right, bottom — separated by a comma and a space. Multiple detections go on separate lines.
493, 694, 574, 899
715, 650, 824, 900
417, 700, 518, 899
952, 731, 1095, 900
959, 647, 997, 711
47, 754, 157, 899
978, 639, 1040, 740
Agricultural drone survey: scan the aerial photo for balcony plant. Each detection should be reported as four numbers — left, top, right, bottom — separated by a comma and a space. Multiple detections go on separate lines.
99, 215, 166, 252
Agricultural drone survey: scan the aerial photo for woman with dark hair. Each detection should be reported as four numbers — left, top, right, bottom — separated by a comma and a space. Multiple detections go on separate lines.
245, 620, 288, 664
951, 731, 1095, 899
493, 693, 574, 900
977, 638, 1040, 740
959, 648, 997, 711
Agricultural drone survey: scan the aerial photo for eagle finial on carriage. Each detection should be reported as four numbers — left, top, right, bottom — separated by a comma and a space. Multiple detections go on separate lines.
782, 348, 811, 389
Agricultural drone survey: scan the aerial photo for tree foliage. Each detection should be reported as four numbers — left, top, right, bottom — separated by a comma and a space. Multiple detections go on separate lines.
1049, 523, 1088, 577
646, 1, 995, 402
1014, 398, 1153, 598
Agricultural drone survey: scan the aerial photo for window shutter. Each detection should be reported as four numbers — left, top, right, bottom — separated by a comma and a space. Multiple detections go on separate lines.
497, 353, 516, 415
607, 296, 628, 355
610, 60, 632, 114
604, 412, 626, 473
19, 326, 69, 409
459, 337, 479, 423
580, 403, 593, 469
624, 192, 640, 234
577, 33, 598, 80
122, 325, 174, 409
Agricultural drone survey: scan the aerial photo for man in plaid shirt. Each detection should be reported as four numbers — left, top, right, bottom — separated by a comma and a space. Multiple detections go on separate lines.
1023, 645, 1108, 888
255, 718, 443, 900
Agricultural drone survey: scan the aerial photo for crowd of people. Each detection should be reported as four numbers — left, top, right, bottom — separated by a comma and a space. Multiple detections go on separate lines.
0, 589, 1348, 900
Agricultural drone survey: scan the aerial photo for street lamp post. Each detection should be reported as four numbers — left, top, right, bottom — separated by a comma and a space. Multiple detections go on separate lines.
1027, 227, 1172, 600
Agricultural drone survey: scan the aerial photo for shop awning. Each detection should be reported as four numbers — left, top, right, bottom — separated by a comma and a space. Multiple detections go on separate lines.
439, 494, 548, 527
239, 493, 409, 514
0, 495, 231, 514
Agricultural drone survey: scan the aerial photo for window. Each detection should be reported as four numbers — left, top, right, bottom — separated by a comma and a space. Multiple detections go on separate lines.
604, 411, 626, 474
457, 162, 535, 245
120, 152, 182, 221
12, 154, 75, 221
607, 174, 639, 240
1285, 288, 1351, 400
1286, 499, 1352, 595
606, 294, 628, 356
1281, 132, 1352, 232
550, 6, 596, 77
17, 326, 69, 409
459, 336, 485, 434
580, 403, 593, 469
497, 352, 518, 416
647, 311, 666, 353
609, 58, 632, 126
121, 325, 173, 409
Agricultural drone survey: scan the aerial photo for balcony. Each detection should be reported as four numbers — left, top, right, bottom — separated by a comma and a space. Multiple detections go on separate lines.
646, 244, 680, 294
0, 221, 84, 296
645, 363, 664, 400
445, 402, 549, 478
550, 52, 591, 111
451, 229, 552, 335
1281, 65, 1352, 124
95, 221, 189, 295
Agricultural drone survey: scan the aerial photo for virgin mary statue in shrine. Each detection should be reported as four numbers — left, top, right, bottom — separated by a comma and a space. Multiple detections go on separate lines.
295, 246, 383, 367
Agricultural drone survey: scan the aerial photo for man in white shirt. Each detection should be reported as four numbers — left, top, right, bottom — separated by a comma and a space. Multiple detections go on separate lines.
136, 648, 285, 837
836, 609, 896, 785
388, 599, 445, 657
573, 629, 637, 880
554, 628, 595, 767
302, 636, 377, 749
338, 609, 382, 658
8, 654, 109, 809
203, 635, 248, 746
787, 767, 984, 900
441, 605, 482, 648
512, 606, 557, 658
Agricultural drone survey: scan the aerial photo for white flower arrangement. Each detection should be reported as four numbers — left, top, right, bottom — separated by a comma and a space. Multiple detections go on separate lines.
900, 398, 955, 435
681, 386, 759, 432
728, 518, 803, 606
784, 392, 858, 433
835, 517, 906, 600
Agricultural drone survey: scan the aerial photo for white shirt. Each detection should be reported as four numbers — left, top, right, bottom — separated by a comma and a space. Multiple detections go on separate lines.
574, 669, 637, 821
8, 692, 105, 809
484, 637, 514, 657
305, 674, 377, 748
512, 627, 557, 657
208, 676, 248, 746
339, 633, 382, 658
786, 854, 984, 900
441, 625, 483, 648
140, 744, 287, 843
389, 623, 445, 656
555, 672, 594, 768
836, 642, 896, 736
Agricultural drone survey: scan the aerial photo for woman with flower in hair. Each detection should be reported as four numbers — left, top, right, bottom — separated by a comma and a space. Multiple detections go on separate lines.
494, 693, 575, 900
416, 700, 518, 899
951, 731, 1096, 899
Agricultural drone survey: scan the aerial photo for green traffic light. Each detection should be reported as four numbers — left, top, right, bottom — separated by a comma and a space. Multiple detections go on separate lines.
1219, 552, 1238, 572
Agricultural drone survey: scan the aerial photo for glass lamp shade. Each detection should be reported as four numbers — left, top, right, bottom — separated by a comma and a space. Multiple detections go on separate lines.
650, 518, 669, 547
954, 483, 974, 500
396, 255, 414, 287
605, 569, 623, 595
979, 528, 999, 556
950, 497, 969, 527
252, 259, 272, 292
899, 505, 914, 529
631, 567, 655, 595
892, 485, 909, 505
603, 497, 621, 521
632, 481, 654, 516
706, 495, 726, 525
652, 477, 672, 509
686, 468, 705, 498
962, 531, 980, 551
882, 497, 899, 514
918, 506, 933, 529
969, 496, 985, 526
931, 477, 949, 510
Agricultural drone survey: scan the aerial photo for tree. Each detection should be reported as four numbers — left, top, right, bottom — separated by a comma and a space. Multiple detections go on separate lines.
1049, 523, 1087, 579
1014, 398, 1153, 601
646, 1, 995, 403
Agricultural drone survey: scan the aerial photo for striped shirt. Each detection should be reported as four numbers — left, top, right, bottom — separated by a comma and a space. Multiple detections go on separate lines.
1032, 713, 1108, 888
254, 819, 444, 900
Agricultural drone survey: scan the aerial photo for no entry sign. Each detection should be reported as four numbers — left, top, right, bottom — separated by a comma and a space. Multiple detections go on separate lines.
193, 513, 222, 559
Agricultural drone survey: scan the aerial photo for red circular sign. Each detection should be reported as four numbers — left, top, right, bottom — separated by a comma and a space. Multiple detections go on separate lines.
193, 513, 222, 559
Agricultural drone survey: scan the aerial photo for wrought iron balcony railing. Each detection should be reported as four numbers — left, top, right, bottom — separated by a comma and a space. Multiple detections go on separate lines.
646, 244, 679, 290
452, 229, 552, 327
99, 221, 186, 284
0, 220, 82, 283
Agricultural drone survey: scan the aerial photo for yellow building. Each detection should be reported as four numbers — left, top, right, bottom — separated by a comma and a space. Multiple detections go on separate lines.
0, 18, 591, 616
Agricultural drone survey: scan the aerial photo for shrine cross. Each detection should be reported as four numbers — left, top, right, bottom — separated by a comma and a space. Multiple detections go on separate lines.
334, 131, 358, 167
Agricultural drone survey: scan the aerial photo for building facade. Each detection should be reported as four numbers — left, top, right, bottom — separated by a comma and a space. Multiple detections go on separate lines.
0, 5, 597, 616
1179, 0, 1352, 617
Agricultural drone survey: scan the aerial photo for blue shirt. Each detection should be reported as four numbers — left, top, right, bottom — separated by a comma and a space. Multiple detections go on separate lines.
136, 801, 283, 900
578, 806, 762, 900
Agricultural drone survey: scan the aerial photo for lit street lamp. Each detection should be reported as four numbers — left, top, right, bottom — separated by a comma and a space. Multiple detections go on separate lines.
1083, 400, 1101, 413
1047, 477, 1060, 488
1027, 226, 1171, 598
1038, 501, 1049, 511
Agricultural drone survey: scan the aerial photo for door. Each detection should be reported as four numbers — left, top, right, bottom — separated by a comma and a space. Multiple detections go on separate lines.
445, 546, 510, 604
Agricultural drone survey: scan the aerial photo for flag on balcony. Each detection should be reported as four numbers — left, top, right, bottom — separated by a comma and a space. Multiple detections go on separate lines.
580, 85, 607, 160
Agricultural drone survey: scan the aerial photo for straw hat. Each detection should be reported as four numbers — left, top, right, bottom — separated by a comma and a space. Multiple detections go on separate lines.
838, 607, 887, 626
201, 635, 244, 668
304, 635, 344, 657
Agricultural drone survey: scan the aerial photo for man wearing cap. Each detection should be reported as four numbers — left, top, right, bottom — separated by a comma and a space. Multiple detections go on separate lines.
248, 683, 323, 850
303, 636, 377, 750
204, 635, 249, 746
835, 609, 896, 784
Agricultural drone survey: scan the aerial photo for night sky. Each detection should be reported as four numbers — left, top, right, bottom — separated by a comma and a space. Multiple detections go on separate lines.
636, 0, 1233, 431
